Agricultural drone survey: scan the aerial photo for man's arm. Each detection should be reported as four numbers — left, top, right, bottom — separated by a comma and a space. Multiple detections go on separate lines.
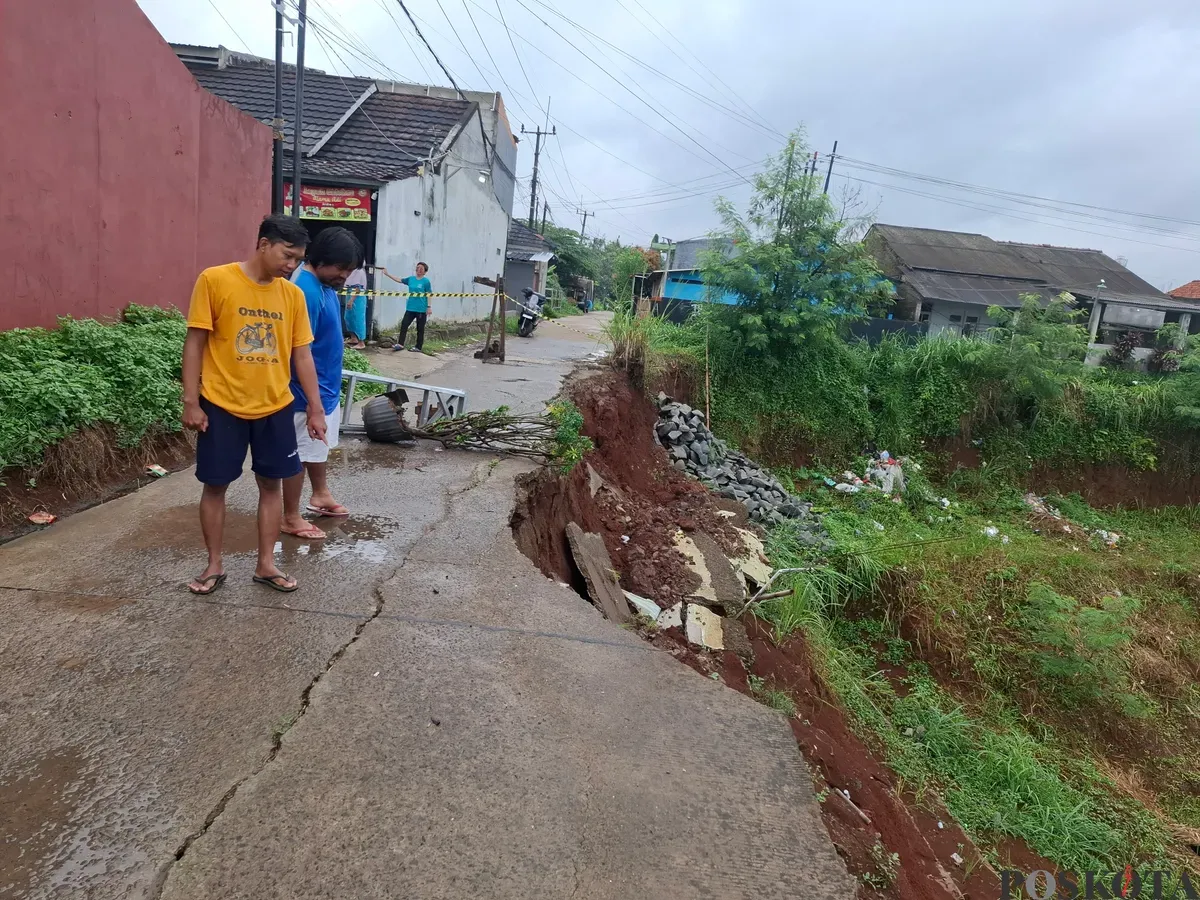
292, 345, 327, 442
181, 328, 209, 431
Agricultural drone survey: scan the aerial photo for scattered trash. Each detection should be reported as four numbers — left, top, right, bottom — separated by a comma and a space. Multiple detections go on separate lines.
145, 464, 168, 478
1000, 534, 1010, 545
433, 446, 444, 452
708, 672, 720, 680
938, 497, 951, 509
28, 510, 56, 526
982, 525, 1000, 539
937, 821, 945, 830
373, 671, 380, 677
872, 521, 886, 532
834, 482, 861, 494
623, 591, 662, 622
1024, 492, 1121, 547
950, 852, 965, 867
620, 535, 630, 543
658, 602, 683, 630
685, 604, 724, 650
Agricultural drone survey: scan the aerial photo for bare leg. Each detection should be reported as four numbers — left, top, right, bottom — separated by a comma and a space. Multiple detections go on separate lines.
255, 475, 295, 587
281, 469, 325, 538
306, 462, 341, 512
190, 483, 227, 591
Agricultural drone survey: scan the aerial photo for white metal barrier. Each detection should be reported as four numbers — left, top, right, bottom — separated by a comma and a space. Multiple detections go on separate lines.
340, 370, 468, 435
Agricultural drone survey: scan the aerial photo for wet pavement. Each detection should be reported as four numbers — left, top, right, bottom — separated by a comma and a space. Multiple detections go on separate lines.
0, 311, 852, 900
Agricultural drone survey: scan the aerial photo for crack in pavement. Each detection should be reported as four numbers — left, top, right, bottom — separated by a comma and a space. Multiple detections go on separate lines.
148, 464, 502, 898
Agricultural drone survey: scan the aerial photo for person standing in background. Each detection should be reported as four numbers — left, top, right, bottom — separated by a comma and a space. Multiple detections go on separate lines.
382, 262, 431, 353
343, 264, 368, 350
181, 214, 325, 596
282, 227, 363, 540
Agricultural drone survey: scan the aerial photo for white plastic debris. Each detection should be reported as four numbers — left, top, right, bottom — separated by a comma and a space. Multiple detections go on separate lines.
834, 483, 861, 494
950, 852, 965, 867
658, 602, 683, 630
685, 605, 724, 650
982, 526, 1000, 539
1000, 534, 1010, 545
623, 591, 662, 622
873, 521, 885, 532
939, 497, 951, 509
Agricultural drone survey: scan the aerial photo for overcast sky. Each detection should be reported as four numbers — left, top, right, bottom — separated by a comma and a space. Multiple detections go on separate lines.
138, 0, 1200, 289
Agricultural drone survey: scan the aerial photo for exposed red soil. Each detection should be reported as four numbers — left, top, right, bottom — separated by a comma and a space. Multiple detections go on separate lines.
0, 428, 195, 544
512, 367, 1040, 900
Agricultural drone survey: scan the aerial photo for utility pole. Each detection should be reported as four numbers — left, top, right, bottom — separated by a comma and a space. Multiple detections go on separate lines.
776, 138, 796, 237
291, 0, 308, 219
272, 2, 285, 214
579, 208, 593, 239
822, 140, 839, 195
540, 200, 549, 234
521, 120, 556, 229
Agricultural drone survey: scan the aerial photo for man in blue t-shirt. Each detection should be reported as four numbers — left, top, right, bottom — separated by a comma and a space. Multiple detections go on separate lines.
282, 227, 364, 540
383, 262, 432, 352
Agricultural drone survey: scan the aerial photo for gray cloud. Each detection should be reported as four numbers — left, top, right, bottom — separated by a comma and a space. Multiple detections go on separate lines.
138, 0, 1200, 288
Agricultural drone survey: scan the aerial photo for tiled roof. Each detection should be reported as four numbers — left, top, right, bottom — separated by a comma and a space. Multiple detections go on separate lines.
185, 56, 472, 184
869, 224, 1199, 312
1168, 280, 1200, 300
505, 219, 551, 261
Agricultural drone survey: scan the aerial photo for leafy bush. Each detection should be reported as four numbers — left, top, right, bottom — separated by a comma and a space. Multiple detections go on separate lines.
0, 306, 187, 470
1018, 582, 1141, 710
340, 348, 387, 405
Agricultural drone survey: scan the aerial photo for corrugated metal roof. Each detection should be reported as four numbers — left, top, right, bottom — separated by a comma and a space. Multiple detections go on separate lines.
869, 224, 1199, 312
185, 57, 471, 185
670, 237, 735, 271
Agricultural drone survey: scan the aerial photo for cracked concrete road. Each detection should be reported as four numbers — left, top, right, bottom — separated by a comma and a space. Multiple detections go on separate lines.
0, 312, 853, 900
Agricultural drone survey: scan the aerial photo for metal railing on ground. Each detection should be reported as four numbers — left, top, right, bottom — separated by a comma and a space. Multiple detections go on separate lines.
339, 370, 468, 436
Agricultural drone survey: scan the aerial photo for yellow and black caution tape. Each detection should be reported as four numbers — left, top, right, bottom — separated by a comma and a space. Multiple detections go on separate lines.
338, 290, 496, 298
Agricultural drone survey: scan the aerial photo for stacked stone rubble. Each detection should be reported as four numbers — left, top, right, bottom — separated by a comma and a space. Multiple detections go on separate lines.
655, 394, 827, 545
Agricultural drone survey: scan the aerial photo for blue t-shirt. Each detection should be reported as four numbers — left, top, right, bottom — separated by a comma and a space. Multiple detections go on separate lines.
403, 276, 432, 314
290, 267, 344, 415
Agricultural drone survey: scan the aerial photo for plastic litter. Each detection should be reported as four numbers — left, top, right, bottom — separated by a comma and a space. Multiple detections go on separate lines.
982, 526, 1000, 539
28, 510, 56, 526
145, 464, 168, 478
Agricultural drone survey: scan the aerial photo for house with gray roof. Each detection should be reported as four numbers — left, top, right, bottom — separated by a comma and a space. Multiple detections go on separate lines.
865, 224, 1199, 362
177, 45, 517, 326
503, 219, 554, 298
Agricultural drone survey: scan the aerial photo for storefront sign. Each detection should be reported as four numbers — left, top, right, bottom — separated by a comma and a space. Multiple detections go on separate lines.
284, 185, 372, 221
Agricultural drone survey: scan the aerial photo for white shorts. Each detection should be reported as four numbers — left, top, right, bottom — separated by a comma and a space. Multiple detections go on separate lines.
294, 405, 341, 464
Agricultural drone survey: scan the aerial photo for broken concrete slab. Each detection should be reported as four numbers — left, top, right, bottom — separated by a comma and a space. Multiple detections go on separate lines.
731, 527, 772, 589
623, 591, 662, 622
658, 602, 683, 630
689, 531, 747, 615
672, 532, 718, 606
723, 618, 754, 663
565, 522, 633, 624
686, 605, 724, 650
587, 463, 604, 498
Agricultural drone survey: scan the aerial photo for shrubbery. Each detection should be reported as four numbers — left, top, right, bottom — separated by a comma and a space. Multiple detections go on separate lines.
0, 305, 187, 470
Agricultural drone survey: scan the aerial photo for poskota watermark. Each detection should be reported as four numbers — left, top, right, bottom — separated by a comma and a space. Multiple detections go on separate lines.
1001, 867, 1200, 899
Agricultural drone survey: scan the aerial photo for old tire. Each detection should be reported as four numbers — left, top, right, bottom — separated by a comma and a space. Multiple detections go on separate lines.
362, 394, 412, 443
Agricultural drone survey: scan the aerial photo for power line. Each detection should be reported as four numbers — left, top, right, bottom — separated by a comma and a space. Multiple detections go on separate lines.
458, 0, 536, 124
372, 0, 436, 82
205, 0, 253, 53
506, 0, 753, 184
392, 0, 464, 97
528, 0, 782, 143
837, 172, 1200, 255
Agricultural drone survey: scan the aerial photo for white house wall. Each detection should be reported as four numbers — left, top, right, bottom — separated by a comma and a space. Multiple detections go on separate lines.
374, 110, 509, 327
925, 300, 997, 338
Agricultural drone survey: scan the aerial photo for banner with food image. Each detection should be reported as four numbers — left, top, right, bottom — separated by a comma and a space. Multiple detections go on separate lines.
284, 185, 372, 221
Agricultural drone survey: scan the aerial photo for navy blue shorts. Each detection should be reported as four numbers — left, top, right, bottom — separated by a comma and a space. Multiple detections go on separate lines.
195, 397, 302, 486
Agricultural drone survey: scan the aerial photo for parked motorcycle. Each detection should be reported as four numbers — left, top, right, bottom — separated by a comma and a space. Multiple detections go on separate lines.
517, 288, 544, 338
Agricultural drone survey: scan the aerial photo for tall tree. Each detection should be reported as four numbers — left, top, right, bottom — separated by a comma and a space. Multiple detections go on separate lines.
702, 129, 892, 355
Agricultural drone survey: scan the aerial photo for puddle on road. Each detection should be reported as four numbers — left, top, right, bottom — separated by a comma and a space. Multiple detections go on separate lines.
29, 592, 133, 615
280, 514, 397, 565
0, 748, 89, 898
126, 505, 259, 555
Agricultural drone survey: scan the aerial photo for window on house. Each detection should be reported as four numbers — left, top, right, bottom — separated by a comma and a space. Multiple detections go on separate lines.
919, 311, 931, 324
963, 315, 979, 337
949, 314, 963, 324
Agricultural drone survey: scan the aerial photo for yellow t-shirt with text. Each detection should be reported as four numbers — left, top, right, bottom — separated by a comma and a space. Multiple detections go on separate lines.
186, 263, 314, 419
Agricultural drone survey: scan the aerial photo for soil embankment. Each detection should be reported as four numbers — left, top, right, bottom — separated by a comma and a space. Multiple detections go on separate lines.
512, 368, 1006, 900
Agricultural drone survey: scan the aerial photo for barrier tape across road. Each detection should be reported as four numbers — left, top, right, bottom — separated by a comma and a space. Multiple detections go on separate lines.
339, 290, 601, 339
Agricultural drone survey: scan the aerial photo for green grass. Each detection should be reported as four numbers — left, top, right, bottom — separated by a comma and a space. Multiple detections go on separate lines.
752, 470, 1199, 873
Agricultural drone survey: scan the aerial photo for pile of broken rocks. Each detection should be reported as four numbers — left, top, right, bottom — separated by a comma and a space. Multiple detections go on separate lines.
654, 393, 828, 546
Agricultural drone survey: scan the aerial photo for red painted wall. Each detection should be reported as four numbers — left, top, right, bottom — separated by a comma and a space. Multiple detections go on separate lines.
0, 0, 272, 330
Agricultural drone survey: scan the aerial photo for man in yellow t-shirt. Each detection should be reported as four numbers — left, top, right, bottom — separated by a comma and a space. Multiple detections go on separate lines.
182, 214, 326, 595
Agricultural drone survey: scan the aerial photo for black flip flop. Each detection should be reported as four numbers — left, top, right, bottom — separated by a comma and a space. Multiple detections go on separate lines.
253, 573, 299, 593
188, 572, 227, 595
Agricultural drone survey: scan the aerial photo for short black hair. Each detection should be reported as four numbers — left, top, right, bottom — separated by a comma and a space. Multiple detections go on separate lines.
416, 261, 429, 272
258, 214, 311, 247
308, 227, 364, 269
